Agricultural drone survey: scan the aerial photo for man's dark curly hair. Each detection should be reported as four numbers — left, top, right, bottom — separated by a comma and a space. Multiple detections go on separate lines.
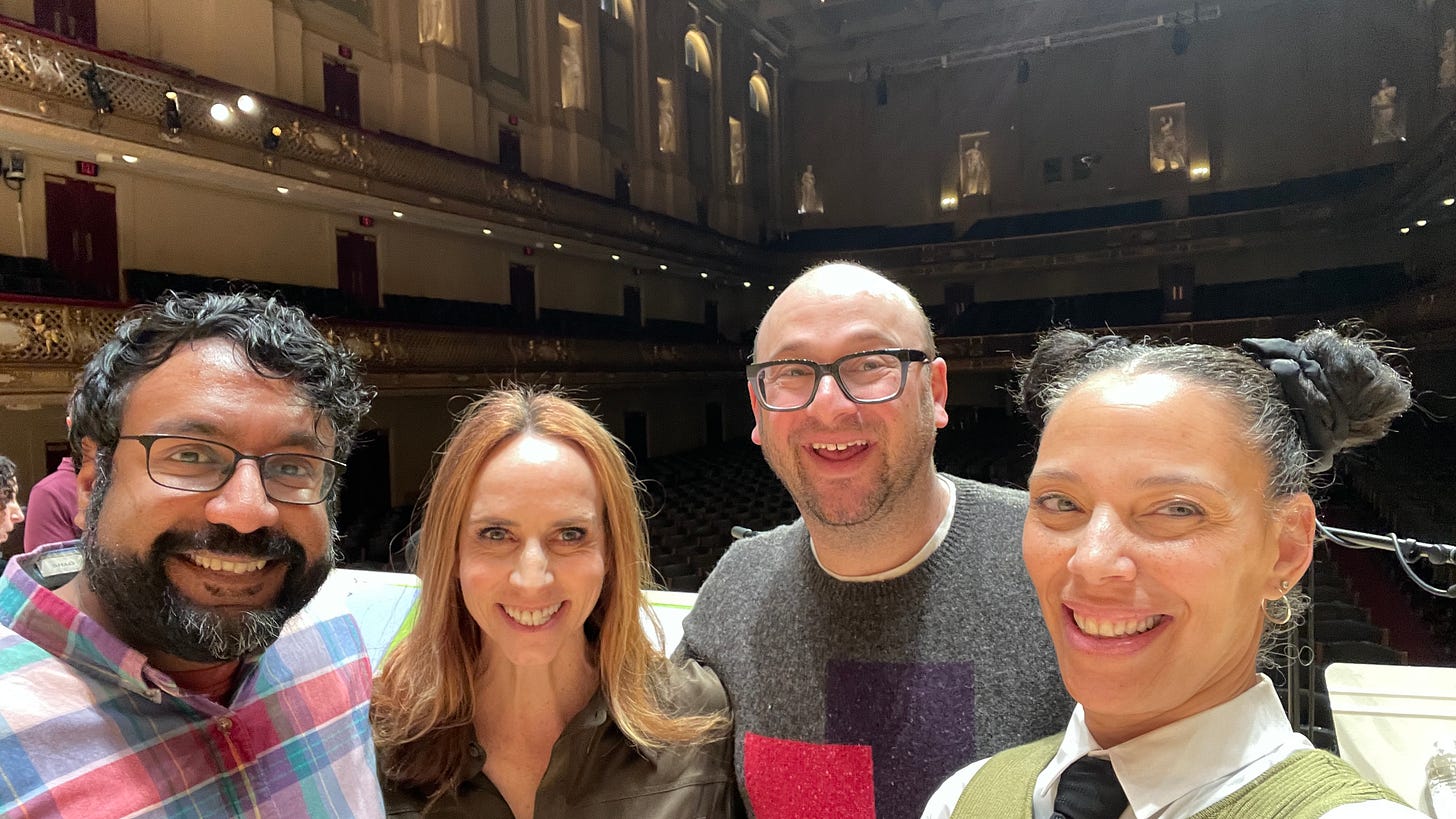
69, 291, 374, 467
0, 455, 16, 505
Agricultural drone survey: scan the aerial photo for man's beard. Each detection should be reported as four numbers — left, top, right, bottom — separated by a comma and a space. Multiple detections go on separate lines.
763, 394, 938, 528
81, 523, 335, 663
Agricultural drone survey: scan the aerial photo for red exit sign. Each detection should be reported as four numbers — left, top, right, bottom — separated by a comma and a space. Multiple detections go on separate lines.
358, 215, 375, 227
75, 160, 99, 177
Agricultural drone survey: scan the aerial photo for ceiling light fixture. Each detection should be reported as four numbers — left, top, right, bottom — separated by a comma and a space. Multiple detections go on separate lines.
659, 264, 668, 270
121, 154, 138, 164
237, 94, 258, 114
482, 228, 493, 235
276, 186, 290, 194
1416, 219, 1428, 227
209, 102, 232, 122
553, 242, 563, 249
392, 210, 404, 218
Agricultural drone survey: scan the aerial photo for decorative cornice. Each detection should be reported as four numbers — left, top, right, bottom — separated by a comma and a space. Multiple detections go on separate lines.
0, 298, 750, 396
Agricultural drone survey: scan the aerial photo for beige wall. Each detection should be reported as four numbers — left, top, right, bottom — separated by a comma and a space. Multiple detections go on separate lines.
786, 2, 1432, 229
0, 147, 756, 337
18, 0, 777, 241
377, 224, 511, 303
122, 177, 338, 287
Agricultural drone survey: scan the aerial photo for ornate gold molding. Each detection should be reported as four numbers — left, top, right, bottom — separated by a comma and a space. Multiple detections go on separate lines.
0, 298, 748, 396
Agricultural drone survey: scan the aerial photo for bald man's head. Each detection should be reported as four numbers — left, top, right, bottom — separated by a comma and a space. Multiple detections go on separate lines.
754, 262, 934, 361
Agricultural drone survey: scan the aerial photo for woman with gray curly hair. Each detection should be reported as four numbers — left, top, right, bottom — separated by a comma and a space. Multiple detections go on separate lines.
924, 326, 1422, 818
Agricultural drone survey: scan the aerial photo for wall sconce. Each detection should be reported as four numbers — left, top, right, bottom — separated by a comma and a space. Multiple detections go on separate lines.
163, 89, 183, 133
940, 194, 959, 212
1190, 165, 1211, 180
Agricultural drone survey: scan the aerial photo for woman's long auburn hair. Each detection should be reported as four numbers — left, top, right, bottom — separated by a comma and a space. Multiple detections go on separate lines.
371, 388, 726, 799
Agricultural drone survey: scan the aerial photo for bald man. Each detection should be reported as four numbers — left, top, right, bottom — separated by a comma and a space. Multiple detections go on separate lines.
679, 263, 1069, 819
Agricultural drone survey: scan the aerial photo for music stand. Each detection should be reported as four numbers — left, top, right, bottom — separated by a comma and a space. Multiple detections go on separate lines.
1326, 662, 1456, 812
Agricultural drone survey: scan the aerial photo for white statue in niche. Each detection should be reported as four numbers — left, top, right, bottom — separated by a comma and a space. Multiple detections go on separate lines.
418, 0, 458, 48
561, 36, 584, 109
798, 165, 823, 214
729, 121, 745, 186
1155, 116, 1186, 172
1370, 78, 1402, 144
1441, 30, 1456, 89
657, 82, 677, 153
960, 138, 989, 196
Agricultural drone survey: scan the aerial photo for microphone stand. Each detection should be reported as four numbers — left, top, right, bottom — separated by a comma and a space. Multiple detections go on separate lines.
1316, 522, 1456, 599
1283, 522, 1455, 742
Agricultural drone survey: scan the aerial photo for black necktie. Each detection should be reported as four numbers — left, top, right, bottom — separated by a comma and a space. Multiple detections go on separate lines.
1051, 755, 1128, 819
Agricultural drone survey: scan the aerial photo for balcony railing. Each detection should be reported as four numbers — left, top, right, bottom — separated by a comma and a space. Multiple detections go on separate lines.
0, 17, 773, 276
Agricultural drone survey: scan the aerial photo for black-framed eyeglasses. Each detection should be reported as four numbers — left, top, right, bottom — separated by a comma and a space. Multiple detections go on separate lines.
119, 434, 345, 505
747, 348, 931, 412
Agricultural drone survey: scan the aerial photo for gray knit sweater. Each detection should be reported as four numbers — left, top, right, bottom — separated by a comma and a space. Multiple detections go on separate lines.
679, 475, 1072, 819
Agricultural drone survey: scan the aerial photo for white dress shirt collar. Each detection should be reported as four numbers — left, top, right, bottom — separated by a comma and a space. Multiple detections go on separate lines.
1037, 675, 1302, 818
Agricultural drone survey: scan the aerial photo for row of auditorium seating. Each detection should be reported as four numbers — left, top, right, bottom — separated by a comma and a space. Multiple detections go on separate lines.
0, 254, 114, 300
931, 263, 1411, 337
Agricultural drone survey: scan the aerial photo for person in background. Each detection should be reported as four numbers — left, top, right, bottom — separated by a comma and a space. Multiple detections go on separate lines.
924, 326, 1422, 818
373, 388, 738, 819
0, 456, 23, 547
0, 291, 383, 817
24, 404, 82, 551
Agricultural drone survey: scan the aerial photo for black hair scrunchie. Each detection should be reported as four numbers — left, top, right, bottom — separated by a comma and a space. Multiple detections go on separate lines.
1239, 337, 1349, 473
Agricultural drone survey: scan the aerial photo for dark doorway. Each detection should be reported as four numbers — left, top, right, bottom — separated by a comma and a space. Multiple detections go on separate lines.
944, 282, 975, 331
499, 128, 523, 173
613, 165, 631, 205
1159, 263, 1195, 318
704, 299, 718, 338
623, 411, 648, 465
335, 230, 379, 310
323, 60, 361, 125
705, 402, 723, 446
43, 441, 68, 474
509, 263, 536, 327
34, 0, 96, 44
336, 428, 392, 563
45, 174, 117, 300
623, 284, 641, 330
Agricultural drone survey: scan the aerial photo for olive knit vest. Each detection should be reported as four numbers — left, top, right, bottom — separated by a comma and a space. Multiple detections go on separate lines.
948, 733, 1407, 819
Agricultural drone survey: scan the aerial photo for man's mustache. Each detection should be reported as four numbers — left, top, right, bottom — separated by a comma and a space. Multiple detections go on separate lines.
150, 525, 307, 567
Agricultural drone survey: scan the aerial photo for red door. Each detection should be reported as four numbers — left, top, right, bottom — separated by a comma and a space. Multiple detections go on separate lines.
335, 230, 378, 309
45, 174, 118, 300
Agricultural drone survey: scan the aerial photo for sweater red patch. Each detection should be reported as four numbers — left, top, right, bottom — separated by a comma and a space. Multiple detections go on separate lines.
744, 732, 875, 818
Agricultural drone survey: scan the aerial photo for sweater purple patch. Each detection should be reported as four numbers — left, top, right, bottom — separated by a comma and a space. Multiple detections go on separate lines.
825, 660, 977, 819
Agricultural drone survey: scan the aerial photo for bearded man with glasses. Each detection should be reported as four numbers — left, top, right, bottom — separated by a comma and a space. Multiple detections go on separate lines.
679, 262, 1070, 819
0, 291, 384, 818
